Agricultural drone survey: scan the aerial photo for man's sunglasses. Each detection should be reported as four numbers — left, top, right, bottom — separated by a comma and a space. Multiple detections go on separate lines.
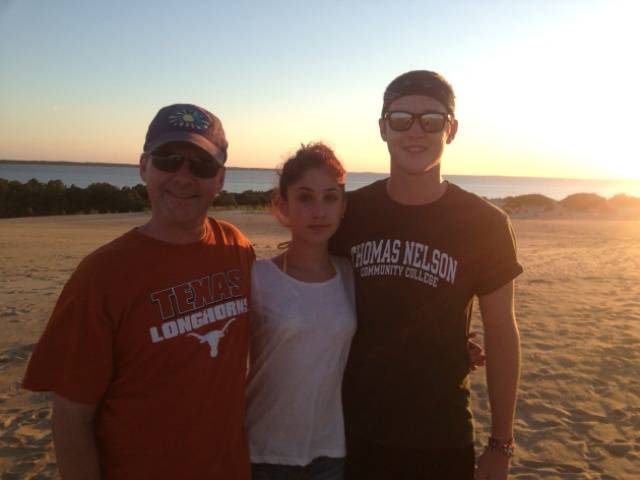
148, 153, 222, 179
384, 111, 452, 133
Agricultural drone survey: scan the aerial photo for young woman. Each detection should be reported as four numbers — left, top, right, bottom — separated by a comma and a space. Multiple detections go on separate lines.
243, 141, 486, 480
244, 141, 355, 480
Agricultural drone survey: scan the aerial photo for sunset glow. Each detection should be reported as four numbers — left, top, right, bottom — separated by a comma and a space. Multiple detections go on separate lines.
1, 1, 638, 181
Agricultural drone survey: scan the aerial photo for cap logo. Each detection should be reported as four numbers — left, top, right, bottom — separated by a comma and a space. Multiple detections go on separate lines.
168, 108, 211, 131
144, 103, 228, 164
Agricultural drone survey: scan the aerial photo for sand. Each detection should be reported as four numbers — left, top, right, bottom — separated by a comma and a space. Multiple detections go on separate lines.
1, 210, 639, 479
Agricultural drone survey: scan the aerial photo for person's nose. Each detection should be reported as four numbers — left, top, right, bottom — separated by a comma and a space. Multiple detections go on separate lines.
311, 201, 325, 219
174, 159, 195, 181
407, 119, 425, 136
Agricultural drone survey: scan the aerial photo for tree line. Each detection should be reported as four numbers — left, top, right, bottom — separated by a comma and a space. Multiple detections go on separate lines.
3, 178, 638, 219
0, 178, 273, 218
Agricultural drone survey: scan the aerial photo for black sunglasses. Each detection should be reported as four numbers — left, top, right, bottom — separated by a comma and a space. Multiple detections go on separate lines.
148, 153, 222, 179
384, 111, 452, 133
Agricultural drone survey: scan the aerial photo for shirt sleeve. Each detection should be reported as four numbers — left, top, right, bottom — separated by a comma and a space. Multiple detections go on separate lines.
22, 258, 115, 404
475, 212, 523, 297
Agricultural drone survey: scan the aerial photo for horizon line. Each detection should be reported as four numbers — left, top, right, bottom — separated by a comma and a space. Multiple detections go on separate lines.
1, 159, 638, 183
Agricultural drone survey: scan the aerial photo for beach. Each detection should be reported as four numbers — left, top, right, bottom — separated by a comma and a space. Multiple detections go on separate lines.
1, 210, 639, 479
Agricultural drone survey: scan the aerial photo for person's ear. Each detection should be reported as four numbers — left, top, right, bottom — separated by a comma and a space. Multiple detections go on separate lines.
276, 195, 288, 220
447, 118, 459, 144
214, 167, 226, 193
139, 153, 148, 182
378, 117, 388, 142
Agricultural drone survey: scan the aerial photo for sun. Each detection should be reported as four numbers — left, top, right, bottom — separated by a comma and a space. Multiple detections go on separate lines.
613, 167, 640, 181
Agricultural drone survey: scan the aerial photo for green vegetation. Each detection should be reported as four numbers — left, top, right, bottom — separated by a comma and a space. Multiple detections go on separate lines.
212, 189, 273, 208
0, 178, 273, 219
502, 194, 556, 214
559, 193, 609, 213
498, 192, 640, 217
2, 178, 638, 219
608, 194, 640, 209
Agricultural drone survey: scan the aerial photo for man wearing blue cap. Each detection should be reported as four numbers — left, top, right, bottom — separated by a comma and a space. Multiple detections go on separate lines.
22, 104, 255, 479
330, 71, 522, 480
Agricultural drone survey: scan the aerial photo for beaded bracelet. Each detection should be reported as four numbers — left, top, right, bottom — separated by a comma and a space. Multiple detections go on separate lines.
485, 436, 515, 457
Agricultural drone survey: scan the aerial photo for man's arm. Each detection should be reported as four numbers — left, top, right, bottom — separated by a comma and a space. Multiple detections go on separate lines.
475, 281, 521, 480
52, 393, 100, 480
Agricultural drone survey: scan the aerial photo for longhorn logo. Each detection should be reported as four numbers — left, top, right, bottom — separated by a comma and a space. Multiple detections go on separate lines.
188, 318, 236, 357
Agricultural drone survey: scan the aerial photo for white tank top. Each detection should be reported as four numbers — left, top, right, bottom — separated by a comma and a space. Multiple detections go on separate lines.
245, 256, 356, 465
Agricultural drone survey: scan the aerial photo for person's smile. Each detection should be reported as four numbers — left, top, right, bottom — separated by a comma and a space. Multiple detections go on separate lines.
308, 224, 331, 233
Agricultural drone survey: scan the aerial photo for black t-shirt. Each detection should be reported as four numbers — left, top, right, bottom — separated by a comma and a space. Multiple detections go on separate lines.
330, 179, 523, 448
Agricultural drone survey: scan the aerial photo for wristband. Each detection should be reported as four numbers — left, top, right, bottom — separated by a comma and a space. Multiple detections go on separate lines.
485, 436, 515, 457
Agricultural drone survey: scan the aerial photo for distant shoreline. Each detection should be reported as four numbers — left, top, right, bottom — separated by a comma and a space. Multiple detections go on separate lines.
0, 159, 273, 172
2, 164, 640, 220
3, 159, 638, 182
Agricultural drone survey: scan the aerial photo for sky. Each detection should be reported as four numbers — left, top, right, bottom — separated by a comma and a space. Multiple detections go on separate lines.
1, 0, 638, 180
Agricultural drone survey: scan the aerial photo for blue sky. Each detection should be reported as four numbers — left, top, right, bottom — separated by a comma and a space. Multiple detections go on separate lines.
1, 0, 638, 179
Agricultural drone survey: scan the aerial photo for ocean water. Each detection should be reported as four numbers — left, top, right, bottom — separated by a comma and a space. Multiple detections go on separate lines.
2, 162, 640, 201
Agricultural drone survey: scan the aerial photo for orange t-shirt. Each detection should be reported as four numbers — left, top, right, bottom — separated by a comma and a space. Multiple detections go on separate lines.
23, 218, 255, 480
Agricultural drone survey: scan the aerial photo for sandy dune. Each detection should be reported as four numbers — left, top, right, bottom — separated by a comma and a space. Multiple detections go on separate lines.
1, 211, 638, 479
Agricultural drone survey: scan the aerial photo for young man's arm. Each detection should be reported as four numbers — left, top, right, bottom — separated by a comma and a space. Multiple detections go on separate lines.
474, 281, 521, 480
52, 394, 101, 480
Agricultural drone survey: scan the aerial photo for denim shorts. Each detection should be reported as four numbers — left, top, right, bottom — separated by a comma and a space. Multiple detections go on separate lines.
251, 456, 345, 480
